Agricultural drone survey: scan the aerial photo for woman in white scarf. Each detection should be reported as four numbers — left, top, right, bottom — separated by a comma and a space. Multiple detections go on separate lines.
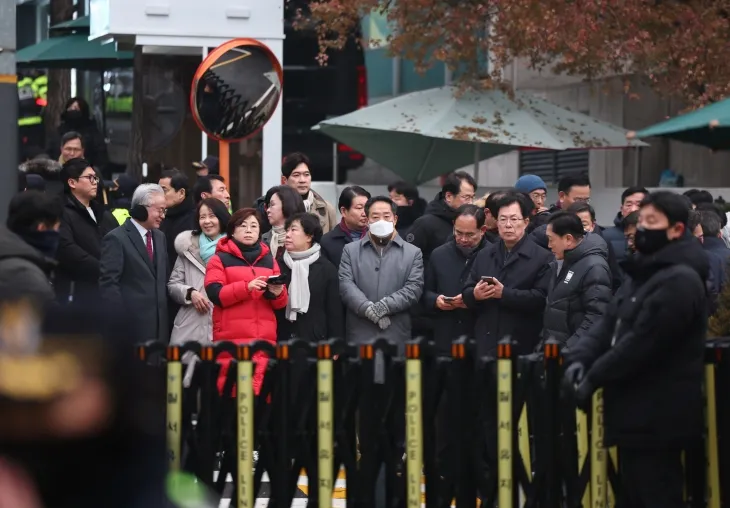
275, 212, 344, 343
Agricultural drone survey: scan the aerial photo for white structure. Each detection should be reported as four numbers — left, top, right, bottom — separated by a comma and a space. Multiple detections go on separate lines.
88, 0, 284, 193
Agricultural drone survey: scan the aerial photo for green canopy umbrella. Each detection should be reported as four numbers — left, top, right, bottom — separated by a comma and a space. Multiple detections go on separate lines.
16, 33, 133, 70
313, 85, 645, 183
629, 97, 730, 150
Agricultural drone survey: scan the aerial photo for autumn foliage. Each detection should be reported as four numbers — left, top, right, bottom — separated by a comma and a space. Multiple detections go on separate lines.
301, 0, 730, 107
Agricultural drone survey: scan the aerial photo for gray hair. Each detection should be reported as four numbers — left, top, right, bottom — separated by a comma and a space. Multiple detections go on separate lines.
700, 210, 722, 237
131, 183, 165, 208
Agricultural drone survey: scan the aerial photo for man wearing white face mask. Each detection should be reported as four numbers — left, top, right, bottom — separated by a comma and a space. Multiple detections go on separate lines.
339, 196, 424, 351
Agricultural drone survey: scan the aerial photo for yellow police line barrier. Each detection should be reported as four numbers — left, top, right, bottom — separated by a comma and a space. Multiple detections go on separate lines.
591, 389, 607, 508
576, 409, 590, 508
497, 341, 513, 508
317, 343, 335, 508
237, 346, 255, 508
405, 343, 424, 508
166, 346, 183, 472
705, 356, 721, 508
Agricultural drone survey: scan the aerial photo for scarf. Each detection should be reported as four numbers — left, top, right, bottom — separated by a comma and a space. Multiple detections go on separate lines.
269, 225, 286, 258
302, 191, 316, 213
233, 239, 262, 264
199, 233, 223, 265
339, 218, 364, 241
282, 244, 321, 321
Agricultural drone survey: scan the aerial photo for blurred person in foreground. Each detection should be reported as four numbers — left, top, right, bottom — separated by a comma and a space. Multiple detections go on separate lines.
1, 191, 63, 308
565, 191, 709, 508
0, 300, 165, 508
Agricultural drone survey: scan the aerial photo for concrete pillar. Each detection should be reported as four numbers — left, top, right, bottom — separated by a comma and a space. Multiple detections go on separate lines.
0, 0, 18, 222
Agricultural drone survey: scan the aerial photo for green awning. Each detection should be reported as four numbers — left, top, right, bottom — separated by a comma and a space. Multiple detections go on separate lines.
49, 16, 91, 33
16, 33, 133, 70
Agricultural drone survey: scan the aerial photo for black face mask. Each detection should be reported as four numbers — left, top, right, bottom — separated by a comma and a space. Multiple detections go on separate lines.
634, 227, 671, 255
22, 230, 60, 259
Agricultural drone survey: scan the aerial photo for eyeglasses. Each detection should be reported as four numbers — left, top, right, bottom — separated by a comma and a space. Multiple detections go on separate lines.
78, 175, 99, 184
530, 192, 547, 202
458, 194, 475, 203
497, 216, 525, 226
573, 197, 591, 204
147, 206, 167, 215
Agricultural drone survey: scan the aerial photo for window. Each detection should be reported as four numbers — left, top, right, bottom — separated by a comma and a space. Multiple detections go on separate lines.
518, 149, 589, 184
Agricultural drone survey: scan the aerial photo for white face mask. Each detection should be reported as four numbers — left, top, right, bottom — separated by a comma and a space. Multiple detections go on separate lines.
369, 219, 394, 238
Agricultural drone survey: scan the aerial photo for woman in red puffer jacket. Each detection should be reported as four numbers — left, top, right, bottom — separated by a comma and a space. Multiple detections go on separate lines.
204, 208, 288, 394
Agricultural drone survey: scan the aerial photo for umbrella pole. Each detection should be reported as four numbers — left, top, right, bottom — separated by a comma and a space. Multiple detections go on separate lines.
332, 141, 338, 184
219, 140, 230, 189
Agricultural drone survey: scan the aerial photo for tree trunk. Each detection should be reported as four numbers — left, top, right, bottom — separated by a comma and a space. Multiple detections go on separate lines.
44, 0, 75, 144
126, 47, 146, 178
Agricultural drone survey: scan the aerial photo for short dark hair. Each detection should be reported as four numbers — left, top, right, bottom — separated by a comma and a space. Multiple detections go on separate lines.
442, 171, 477, 197
388, 181, 419, 202
61, 157, 94, 193
338, 186, 371, 211
494, 191, 531, 219
485, 190, 509, 218
696, 202, 727, 228
265, 185, 306, 219
7, 191, 63, 234
548, 211, 585, 239
365, 196, 397, 217
455, 204, 486, 228
700, 210, 722, 237
60, 130, 84, 149
621, 186, 648, 204
193, 198, 231, 237
567, 201, 596, 222
193, 174, 226, 205
688, 209, 702, 234
622, 210, 640, 229
640, 191, 690, 226
282, 152, 310, 178
226, 208, 261, 238
160, 169, 189, 193
683, 189, 714, 206
285, 212, 323, 245
557, 173, 591, 194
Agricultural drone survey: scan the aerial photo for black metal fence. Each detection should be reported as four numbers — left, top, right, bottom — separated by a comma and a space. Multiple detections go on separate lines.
136, 337, 730, 508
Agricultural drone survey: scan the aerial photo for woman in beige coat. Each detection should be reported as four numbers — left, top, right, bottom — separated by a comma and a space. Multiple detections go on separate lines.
168, 198, 231, 351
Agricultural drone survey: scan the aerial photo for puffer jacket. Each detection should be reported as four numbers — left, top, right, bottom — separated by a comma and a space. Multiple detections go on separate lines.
542, 233, 612, 348
167, 231, 213, 356
204, 238, 288, 394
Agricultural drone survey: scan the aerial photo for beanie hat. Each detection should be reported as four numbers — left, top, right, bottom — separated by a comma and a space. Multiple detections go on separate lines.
515, 174, 547, 194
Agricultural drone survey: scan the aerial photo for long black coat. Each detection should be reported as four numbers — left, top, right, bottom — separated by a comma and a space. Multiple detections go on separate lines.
275, 255, 344, 343
424, 238, 488, 353
320, 223, 357, 270
406, 194, 458, 262
462, 235, 553, 356
56, 194, 119, 305
99, 220, 169, 342
160, 198, 197, 271
542, 233, 612, 348
568, 235, 709, 447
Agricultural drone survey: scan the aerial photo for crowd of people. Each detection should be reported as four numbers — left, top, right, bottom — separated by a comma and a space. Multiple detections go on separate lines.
5, 130, 730, 506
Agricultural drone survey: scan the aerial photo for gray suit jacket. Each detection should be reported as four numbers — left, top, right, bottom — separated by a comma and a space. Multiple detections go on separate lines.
99, 219, 169, 341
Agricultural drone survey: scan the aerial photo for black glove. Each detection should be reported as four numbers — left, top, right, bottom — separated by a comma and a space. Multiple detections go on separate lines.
574, 378, 595, 412
564, 362, 585, 387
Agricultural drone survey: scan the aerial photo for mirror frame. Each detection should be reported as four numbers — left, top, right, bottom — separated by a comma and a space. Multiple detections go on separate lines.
190, 38, 284, 143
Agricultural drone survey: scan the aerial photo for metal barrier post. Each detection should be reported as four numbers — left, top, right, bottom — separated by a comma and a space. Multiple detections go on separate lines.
318, 342, 335, 508
405, 342, 424, 508
237, 345, 254, 508
705, 344, 721, 508
166, 345, 183, 472
543, 339, 561, 508
497, 338, 513, 508
590, 389, 607, 508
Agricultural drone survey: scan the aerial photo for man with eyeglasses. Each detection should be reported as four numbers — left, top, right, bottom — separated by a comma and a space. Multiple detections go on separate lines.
406, 171, 477, 262
463, 192, 552, 356
55, 158, 118, 306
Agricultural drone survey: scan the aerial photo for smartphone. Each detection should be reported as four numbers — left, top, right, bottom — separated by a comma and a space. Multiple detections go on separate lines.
443, 296, 455, 303
267, 275, 287, 285
481, 276, 495, 285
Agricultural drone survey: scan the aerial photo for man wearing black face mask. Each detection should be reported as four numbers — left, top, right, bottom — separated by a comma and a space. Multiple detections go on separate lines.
0, 191, 63, 308
564, 191, 709, 508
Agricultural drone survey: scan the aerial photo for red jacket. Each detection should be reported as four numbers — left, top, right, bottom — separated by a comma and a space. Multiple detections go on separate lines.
204, 238, 288, 394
